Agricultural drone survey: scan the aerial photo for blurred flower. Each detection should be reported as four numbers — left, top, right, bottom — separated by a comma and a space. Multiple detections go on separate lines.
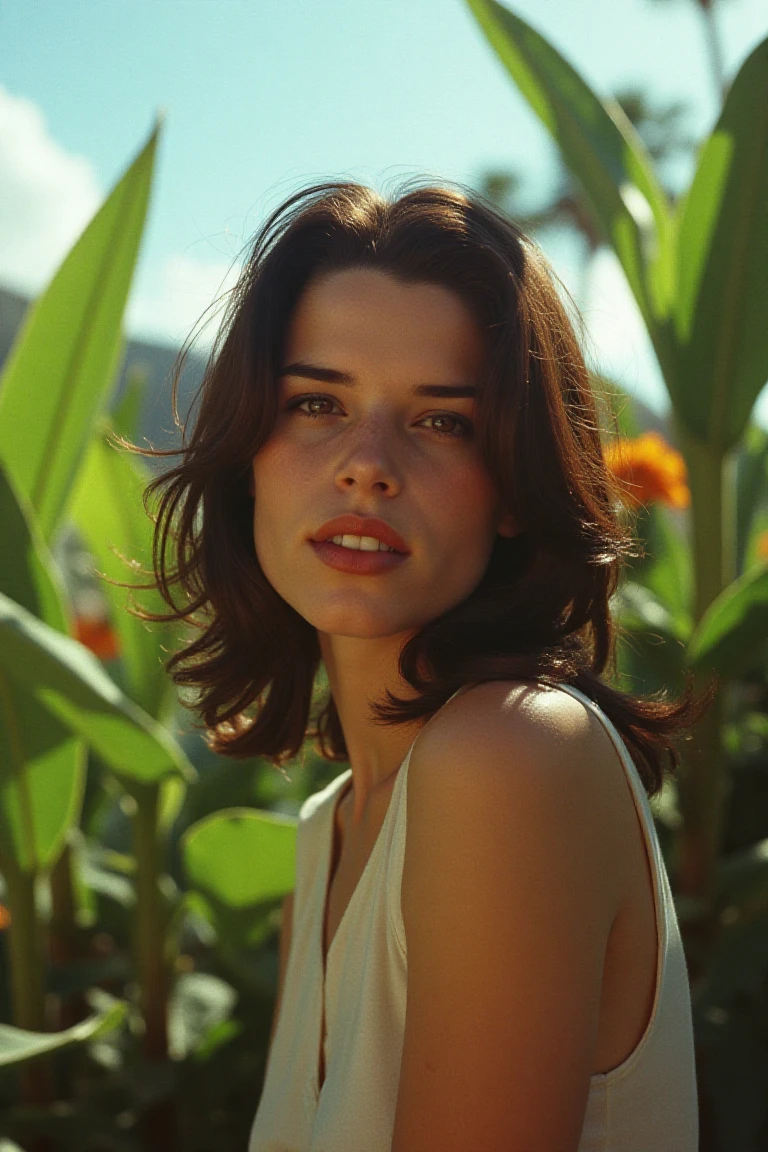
756, 530, 768, 562
0, 904, 11, 931
75, 614, 120, 661
603, 431, 690, 510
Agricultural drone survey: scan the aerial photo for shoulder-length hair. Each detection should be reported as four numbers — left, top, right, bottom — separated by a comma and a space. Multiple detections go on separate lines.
133, 178, 717, 798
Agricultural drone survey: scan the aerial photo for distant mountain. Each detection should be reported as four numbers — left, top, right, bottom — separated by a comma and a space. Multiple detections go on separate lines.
0, 282, 673, 462
0, 284, 209, 469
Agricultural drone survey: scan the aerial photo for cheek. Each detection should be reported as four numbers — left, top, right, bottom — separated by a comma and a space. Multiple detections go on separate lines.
251, 445, 289, 550
435, 460, 500, 536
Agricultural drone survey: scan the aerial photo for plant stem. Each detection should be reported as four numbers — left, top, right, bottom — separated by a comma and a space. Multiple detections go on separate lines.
130, 782, 180, 1152
130, 782, 169, 1061
674, 421, 731, 971
696, 0, 728, 106
48, 837, 90, 1057
4, 864, 54, 1105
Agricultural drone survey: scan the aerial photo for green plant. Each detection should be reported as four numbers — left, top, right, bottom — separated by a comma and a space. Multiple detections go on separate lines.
465, 3, 768, 1144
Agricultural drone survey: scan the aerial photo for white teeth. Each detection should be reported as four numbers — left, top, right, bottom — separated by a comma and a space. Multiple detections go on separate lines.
329, 534, 395, 552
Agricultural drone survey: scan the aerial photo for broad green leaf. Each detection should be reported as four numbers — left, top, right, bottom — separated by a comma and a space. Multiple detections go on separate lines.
183, 808, 297, 910
612, 579, 688, 692
168, 971, 238, 1061
744, 507, 768, 573
613, 578, 688, 643
69, 424, 176, 720
687, 562, 768, 678
111, 365, 148, 442
636, 504, 693, 639
465, 0, 675, 367
674, 36, 768, 448
735, 423, 768, 576
593, 374, 643, 439
0, 590, 194, 787
0, 121, 161, 540
0, 1000, 126, 1067
0, 468, 85, 873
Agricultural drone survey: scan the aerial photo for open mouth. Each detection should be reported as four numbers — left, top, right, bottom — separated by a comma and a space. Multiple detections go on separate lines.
310, 538, 409, 574
326, 533, 398, 553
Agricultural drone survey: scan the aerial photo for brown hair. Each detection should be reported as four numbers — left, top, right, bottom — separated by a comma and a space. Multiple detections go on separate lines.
131, 178, 717, 798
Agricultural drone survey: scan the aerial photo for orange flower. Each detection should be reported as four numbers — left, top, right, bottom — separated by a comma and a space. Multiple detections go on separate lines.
603, 431, 690, 510
75, 615, 120, 661
0, 904, 11, 931
756, 530, 768, 562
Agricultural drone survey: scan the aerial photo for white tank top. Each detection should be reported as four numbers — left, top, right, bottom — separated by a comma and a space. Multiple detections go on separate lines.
249, 681, 699, 1151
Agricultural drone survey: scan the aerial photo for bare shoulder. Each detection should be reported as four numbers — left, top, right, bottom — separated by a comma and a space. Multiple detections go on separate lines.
415, 678, 620, 791
394, 680, 630, 1149
407, 679, 632, 924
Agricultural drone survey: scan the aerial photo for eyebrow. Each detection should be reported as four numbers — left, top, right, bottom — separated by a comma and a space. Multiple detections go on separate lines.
278, 361, 479, 399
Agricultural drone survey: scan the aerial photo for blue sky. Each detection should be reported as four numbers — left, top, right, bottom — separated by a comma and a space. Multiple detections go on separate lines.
2, 0, 767, 425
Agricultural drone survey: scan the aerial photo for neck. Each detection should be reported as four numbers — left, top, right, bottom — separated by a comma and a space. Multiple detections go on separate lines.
318, 630, 425, 825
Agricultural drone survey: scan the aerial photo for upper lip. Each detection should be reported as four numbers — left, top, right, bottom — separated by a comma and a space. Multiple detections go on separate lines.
311, 515, 410, 553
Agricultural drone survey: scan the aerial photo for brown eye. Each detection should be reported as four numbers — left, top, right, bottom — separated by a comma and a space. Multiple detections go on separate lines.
421, 413, 473, 438
286, 394, 341, 418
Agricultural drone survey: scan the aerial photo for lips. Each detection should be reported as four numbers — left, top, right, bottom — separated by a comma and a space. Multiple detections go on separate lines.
311, 515, 410, 554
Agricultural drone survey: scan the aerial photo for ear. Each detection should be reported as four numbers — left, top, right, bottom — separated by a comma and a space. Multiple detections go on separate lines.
497, 509, 518, 539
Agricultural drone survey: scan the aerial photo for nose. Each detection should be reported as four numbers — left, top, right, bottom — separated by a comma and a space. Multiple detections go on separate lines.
334, 414, 402, 496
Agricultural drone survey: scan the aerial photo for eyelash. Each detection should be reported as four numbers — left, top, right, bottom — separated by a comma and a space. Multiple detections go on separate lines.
284, 393, 474, 439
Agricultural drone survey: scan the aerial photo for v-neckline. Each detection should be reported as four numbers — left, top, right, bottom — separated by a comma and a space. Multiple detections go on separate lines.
313, 746, 412, 1100
322, 757, 404, 971
312, 685, 471, 1100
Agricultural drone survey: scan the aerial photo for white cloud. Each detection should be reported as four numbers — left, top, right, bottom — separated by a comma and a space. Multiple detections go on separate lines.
0, 86, 241, 352
0, 85, 102, 293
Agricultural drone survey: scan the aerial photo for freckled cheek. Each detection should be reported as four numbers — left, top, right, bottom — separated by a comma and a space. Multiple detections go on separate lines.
251, 440, 320, 556
430, 465, 499, 540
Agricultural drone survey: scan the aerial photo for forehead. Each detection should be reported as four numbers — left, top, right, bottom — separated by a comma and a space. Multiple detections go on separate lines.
282, 267, 487, 380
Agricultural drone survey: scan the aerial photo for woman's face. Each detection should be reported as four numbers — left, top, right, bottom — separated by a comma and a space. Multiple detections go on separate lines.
250, 267, 517, 641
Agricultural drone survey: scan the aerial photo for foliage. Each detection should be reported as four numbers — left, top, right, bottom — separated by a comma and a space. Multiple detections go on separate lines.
466, 2, 768, 1147
0, 4, 767, 1146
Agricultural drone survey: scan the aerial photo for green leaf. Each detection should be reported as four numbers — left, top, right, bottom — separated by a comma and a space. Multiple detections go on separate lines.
592, 374, 643, 439
111, 365, 148, 442
465, 0, 674, 365
0, 590, 194, 788
614, 578, 688, 643
0, 1000, 126, 1067
687, 562, 768, 678
183, 808, 297, 910
0, 120, 161, 541
69, 424, 176, 720
612, 579, 688, 692
636, 505, 693, 639
674, 36, 768, 448
168, 971, 238, 1061
0, 467, 85, 874
735, 423, 768, 576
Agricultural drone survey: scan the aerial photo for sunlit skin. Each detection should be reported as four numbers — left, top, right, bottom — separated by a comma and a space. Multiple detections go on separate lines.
250, 267, 517, 823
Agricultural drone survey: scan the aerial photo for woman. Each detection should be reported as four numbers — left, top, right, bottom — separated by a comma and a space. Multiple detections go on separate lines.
140, 180, 716, 1151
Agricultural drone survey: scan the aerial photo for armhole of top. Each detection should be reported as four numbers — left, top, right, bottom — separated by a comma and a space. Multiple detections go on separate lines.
389, 680, 670, 999
388, 742, 416, 958
552, 681, 671, 1081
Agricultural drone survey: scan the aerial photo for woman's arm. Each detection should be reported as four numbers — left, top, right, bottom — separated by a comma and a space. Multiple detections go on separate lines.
392, 684, 622, 1152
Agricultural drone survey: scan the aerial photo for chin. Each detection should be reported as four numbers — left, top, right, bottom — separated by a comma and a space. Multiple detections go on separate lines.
300, 599, 436, 641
